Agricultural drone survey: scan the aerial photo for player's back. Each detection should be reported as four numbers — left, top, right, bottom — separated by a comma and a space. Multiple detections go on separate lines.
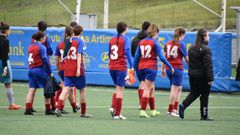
109, 35, 127, 71
64, 37, 85, 76
28, 42, 44, 68
138, 37, 158, 70
165, 40, 184, 70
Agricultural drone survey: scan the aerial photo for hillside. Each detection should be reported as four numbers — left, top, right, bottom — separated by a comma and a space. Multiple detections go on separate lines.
0, 0, 239, 29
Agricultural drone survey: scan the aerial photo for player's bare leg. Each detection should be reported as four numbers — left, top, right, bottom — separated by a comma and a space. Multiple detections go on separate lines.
149, 84, 160, 117
139, 80, 153, 118
113, 86, 126, 120
79, 88, 92, 118
55, 86, 70, 117
25, 88, 36, 115
138, 81, 144, 109
168, 85, 179, 117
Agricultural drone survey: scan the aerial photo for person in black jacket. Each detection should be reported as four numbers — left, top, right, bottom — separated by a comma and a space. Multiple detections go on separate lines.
179, 28, 214, 120
131, 21, 151, 108
236, 58, 240, 81
0, 22, 21, 110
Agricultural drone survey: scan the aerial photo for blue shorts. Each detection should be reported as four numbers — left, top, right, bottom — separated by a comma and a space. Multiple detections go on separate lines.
136, 69, 144, 82
110, 70, 127, 87
166, 68, 183, 86
28, 67, 49, 89
58, 70, 64, 81
64, 76, 86, 89
0, 60, 12, 84
139, 69, 157, 82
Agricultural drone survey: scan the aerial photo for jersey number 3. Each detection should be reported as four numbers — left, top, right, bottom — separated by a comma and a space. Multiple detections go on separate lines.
110, 45, 118, 60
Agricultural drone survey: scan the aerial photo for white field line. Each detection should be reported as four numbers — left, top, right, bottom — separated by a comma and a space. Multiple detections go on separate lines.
10, 83, 240, 100
0, 105, 240, 109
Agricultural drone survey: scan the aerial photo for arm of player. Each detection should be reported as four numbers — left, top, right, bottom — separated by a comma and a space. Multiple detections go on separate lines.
45, 36, 53, 56
161, 52, 167, 77
54, 46, 60, 71
133, 45, 140, 71
76, 53, 81, 77
180, 42, 189, 65
125, 37, 133, 69
40, 45, 52, 75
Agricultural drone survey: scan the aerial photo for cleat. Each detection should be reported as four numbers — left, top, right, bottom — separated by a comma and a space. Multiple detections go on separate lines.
179, 104, 185, 119
30, 108, 37, 113
139, 110, 150, 118
45, 110, 56, 115
55, 109, 62, 117
9, 104, 21, 110
80, 113, 93, 118
113, 115, 126, 120
109, 107, 114, 117
73, 106, 80, 113
24, 110, 34, 115
60, 109, 69, 114
167, 111, 179, 117
200, 117, 214, 121
150, 110, 160, 117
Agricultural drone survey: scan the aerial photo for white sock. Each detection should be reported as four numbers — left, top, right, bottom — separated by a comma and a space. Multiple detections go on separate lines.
6, 88, 14, 105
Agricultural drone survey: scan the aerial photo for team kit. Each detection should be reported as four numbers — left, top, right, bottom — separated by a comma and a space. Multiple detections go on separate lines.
2, 21, 199, 120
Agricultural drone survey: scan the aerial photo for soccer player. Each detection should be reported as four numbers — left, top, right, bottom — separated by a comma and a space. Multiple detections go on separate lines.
108, 22, 133, 120
55, 26, 79, 114
37, 21, 56, 111
162, 27, 188, 117
131, 21, 151, 108
134, 24, 174, 118
55, 25, 92, 118
0, 22, 21, 110
25, 32, 55, 115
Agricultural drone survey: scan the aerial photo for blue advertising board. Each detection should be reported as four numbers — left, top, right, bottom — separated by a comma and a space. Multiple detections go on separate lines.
8, 27, 240, 92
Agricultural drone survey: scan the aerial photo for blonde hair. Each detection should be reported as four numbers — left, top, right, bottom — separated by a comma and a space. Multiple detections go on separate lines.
147, 24, 159, 37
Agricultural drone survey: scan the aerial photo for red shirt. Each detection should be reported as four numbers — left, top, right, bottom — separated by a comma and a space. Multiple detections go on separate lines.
109, 35, 128, 71
64, 37, 85, 77
28, 43, 45, 68
164, 40, 187, 70
138, 38, 158, 70
55, 42, 65, 71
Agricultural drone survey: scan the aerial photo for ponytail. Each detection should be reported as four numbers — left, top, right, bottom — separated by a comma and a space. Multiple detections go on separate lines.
116, 22, 127, 46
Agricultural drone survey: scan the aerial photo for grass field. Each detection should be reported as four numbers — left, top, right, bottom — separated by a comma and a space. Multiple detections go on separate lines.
0, 83, 240, 135
0, 0, 239, 29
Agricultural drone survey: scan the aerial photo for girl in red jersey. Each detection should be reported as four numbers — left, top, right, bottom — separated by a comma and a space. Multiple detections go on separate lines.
108, 22, 134, 120
25, 32, 54, 115
55, 26, 79, 114
134, 24, 174, 118
55, 25, 92, 118
162, 27, 189, 117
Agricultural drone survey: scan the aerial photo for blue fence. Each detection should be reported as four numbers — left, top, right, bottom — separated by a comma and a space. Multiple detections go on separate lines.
8, 27, 240, 92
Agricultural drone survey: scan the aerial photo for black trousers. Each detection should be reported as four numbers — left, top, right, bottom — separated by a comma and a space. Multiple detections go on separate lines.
182, 77, 211, 118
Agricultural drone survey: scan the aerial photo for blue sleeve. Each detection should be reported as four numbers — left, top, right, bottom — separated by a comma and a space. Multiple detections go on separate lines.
124, 37, 133, 68
45, 36, 53, 56
133, 45, 140, 70
78, 39, 84, 54
180, 41, 188, 57
154, 40, 172, 69
40, 45, 52, 74
54, 45, 60, 56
